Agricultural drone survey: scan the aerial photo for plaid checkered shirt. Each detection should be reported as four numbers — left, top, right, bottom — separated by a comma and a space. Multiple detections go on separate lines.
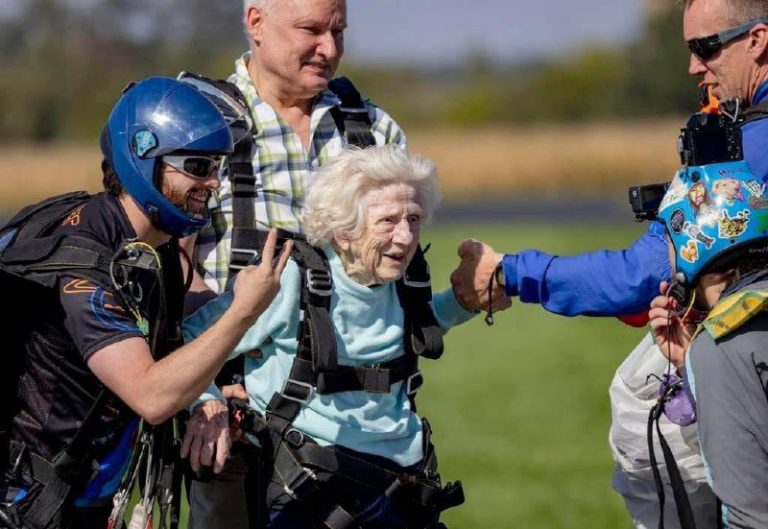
195, 53, 407, 293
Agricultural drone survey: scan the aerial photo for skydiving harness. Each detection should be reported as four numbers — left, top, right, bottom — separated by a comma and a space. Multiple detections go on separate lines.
0, 192, 185, 529
227, 238, 464, 529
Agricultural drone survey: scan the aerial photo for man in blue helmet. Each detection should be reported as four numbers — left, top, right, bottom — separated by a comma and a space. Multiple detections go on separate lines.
450, 0, 768, 527
0, 76, 291, 529
649, 158, 768, 528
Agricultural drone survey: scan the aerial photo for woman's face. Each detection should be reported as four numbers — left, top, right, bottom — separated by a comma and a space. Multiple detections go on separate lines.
335, 182, 423, 285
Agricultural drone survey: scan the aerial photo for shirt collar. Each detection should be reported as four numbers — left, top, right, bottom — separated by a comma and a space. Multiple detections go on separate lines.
752, 81, 768, 105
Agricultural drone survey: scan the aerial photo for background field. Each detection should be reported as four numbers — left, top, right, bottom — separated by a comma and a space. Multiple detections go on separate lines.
421, 222, 645, 529
0, 121, 682, 212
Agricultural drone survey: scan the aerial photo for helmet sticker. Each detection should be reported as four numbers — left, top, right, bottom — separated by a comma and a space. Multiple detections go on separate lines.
744, 180, 768, 209
718, 209, 750, 239
745, 180, 765, 197
133, 130, 158, 158
669, 209, 685, 234
680, 240, 699, 263
711, 177, 745, 205
683, 221, 715, 249
756, 212, 768, 233
659, 180, 687, 213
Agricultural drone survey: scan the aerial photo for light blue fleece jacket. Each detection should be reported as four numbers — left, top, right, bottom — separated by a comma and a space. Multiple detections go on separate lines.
183, 245, 475, 467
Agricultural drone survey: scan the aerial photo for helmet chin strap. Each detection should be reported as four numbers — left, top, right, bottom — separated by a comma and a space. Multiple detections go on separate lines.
667, 272, 708, 325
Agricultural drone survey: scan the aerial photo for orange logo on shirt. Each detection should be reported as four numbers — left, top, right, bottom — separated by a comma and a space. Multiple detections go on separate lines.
61, 206, 84, 227
62, 278, 97, 293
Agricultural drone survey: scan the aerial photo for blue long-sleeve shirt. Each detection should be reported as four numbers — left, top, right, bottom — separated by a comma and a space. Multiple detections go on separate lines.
502, 82, 768, 317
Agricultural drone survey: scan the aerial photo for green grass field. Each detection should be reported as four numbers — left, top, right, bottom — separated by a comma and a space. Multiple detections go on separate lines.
411, 221, 647, 529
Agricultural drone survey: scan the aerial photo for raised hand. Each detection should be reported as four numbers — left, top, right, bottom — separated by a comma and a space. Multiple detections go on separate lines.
450, 239, 511, 313
230, 228, 293, 323
648, 281, 696, 370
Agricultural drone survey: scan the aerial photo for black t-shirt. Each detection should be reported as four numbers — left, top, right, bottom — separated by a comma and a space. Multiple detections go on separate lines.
7, 193, 163, 504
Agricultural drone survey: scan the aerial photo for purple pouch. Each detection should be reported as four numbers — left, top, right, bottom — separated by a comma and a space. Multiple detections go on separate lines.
659, 373, 697, 426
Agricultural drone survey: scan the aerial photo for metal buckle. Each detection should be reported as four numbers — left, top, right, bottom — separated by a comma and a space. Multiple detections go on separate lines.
406, 371, 424, 396
282, 466, 318, 499
229, 248, 259, 270
282, 379, 314, 404
306, 269, 332, 296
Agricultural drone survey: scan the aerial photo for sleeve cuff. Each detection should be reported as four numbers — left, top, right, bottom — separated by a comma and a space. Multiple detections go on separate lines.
502, 254, 519, 297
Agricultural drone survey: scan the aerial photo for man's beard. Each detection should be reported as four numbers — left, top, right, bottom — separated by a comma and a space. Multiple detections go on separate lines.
161, 182, 211, 220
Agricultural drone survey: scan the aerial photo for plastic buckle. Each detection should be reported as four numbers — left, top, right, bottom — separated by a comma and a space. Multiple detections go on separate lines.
406, 370, 424, 396
282, 379, 314, 404
306, 269, 332, 296
229, 248, 259, 271
402, 267, 431, 288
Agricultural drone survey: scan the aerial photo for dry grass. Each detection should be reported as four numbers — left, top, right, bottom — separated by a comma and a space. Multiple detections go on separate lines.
408, 120, 683, 198
0, 120, 684, 212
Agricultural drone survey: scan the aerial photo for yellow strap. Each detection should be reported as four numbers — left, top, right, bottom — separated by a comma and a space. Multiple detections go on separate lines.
703, 289, 768, 340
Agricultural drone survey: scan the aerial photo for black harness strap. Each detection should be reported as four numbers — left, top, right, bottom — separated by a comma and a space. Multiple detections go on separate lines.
741, 100, 768, 124
329, 77, 376, 149
647, 403, 698, 529
8, 389, 109, 529
227, 133, 260, 286
396, 245, 444, 360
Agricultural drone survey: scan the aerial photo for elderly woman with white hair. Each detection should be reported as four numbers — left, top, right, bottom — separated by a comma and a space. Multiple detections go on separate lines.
182, 145, 488, 528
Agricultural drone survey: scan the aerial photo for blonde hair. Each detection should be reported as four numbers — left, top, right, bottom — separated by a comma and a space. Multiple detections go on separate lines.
304, 146, 441, 247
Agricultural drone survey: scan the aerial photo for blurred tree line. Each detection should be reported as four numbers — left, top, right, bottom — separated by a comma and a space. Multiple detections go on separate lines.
0, 0, 697, 142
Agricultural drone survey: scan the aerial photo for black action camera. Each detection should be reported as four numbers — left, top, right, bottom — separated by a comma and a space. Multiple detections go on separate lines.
629, 110, 744, 222
677, 111, 743, 166
628, 182, 670, 222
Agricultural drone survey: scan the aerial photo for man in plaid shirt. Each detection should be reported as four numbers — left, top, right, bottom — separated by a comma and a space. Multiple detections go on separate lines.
185, 0, 406, 527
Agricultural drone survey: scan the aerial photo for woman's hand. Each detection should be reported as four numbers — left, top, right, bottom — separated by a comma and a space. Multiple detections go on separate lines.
648, 281, 696, 370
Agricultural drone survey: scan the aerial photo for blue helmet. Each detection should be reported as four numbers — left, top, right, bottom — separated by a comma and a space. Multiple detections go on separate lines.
103, 76, 234, 237
658, 159, 768, 284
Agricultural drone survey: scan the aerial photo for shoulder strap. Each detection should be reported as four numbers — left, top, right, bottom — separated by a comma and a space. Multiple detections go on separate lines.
0, 193, 115, 288
267, 239, 335, 432
396, 245, 444, 360
742, 100, 768, 124
176, 73, 261, 287
329, 77, 376, 148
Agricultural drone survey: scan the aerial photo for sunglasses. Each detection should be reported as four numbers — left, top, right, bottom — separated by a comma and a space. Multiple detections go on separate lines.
163, 155, 223, 179
687, 17, 768, 61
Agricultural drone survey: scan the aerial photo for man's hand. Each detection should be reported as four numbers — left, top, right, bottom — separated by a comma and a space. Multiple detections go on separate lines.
450, 239, 511, 313
648, 281, 696, 371
230, 228, 293, 323
181, 399, 231, 474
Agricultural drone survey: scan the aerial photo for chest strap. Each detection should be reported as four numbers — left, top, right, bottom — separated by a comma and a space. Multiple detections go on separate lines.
328, 77, 376, 149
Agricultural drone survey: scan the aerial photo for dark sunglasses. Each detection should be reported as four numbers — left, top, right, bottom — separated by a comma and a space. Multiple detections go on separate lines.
687, 17, 768, 61
163, 155, 222, 179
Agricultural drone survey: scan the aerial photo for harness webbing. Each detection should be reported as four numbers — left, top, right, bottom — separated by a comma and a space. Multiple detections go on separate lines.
647, 403, 698, 529
328, 77, 376, 149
